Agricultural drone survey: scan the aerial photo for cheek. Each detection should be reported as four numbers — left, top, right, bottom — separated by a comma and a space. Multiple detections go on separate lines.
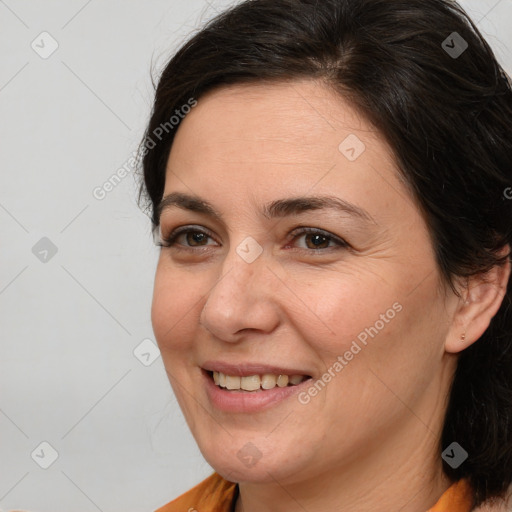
150, 262, 203, 356
289, 264, 444, 390
286, 267, 402, 359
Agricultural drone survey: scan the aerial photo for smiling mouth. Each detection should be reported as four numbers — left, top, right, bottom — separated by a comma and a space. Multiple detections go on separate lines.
206, 370, 312, 392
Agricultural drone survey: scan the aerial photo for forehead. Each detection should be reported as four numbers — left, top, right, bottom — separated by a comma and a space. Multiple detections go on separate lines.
178, 80, 383, 150
163, 79, 410, 220
167, 79, 395, 174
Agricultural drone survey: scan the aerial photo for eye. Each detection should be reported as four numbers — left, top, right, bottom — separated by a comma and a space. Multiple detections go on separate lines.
156, 226, 218, 250
155, 225, 350, 253
286, 227, 349, 252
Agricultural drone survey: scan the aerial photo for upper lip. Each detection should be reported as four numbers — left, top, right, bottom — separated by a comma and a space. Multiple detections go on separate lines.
201, 360, 312, 377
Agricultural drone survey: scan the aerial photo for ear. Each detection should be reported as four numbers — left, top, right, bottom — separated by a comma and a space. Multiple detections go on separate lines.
445, 246, 511, 354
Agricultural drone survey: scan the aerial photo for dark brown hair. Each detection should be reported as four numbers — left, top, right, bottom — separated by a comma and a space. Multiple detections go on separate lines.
137, 0, 512, 507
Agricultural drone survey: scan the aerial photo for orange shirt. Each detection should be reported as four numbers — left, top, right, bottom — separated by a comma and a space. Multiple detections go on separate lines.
155, 472, 474, 512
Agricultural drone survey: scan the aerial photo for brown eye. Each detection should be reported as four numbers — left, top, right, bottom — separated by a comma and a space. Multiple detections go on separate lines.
303, 233, 331, 250
184, 231, 209, 246
157, 226, 218, 249
289, 227, 349, 252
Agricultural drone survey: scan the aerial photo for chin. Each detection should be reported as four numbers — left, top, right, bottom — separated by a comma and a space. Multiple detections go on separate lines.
199, 440, 307, 485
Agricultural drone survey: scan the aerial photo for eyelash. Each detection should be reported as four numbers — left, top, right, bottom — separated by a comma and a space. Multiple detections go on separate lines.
156, 225, 350, 254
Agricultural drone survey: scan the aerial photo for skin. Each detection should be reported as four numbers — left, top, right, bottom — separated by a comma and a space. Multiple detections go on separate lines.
151, 79, 510, 512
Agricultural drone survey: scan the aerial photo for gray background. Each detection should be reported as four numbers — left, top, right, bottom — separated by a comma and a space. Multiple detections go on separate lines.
0, 1, 510, 511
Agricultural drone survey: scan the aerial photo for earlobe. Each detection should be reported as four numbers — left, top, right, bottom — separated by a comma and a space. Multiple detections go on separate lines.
445, 250, 511, 354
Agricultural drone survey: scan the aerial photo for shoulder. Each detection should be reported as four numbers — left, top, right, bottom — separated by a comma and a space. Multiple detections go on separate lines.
155, 472, 238, 512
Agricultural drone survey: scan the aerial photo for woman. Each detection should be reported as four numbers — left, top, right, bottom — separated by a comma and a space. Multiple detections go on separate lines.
137, 0, 512, 510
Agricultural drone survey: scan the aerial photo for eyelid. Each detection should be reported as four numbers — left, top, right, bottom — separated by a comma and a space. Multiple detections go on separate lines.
156, 224, 219, 249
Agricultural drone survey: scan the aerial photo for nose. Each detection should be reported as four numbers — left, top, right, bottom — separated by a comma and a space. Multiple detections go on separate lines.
199, 242, 280, 342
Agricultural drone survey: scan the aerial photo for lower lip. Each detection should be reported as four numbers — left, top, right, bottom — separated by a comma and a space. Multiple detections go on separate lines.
202, 369, 312, 413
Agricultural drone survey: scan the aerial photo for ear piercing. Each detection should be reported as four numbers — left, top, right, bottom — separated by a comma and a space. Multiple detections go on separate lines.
461, 331, 466, 342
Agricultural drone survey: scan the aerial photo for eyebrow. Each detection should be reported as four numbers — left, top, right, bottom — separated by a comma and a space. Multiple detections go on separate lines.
156, 192, 375, 224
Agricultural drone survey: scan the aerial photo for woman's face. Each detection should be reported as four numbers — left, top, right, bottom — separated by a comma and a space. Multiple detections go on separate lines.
151, 79, 459, 485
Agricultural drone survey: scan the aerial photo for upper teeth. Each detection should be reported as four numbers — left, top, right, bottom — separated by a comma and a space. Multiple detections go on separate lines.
213, 371, 307, 391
